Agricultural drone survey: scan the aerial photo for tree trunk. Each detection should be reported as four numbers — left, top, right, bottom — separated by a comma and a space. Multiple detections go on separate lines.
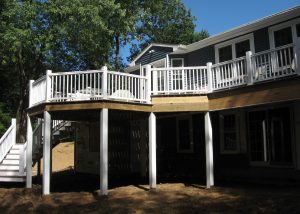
115, 34, 120, 70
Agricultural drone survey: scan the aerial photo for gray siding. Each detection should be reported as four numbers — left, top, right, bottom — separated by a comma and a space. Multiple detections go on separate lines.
186, 45, 215, 66
254, 27, 270, 53
136, 46, 173, 66
170, 45, 215, 67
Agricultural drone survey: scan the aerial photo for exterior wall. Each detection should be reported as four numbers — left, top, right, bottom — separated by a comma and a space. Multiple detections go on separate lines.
136, 46, 173, 66
294, 101, 300, 170
169, 17, 299, 67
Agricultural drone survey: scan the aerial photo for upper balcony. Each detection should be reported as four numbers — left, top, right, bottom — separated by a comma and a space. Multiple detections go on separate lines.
29, 43, 300, 109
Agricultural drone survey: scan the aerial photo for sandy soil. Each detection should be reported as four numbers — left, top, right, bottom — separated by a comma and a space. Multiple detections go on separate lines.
0, 142, 300, 213
32, 142, 74, 176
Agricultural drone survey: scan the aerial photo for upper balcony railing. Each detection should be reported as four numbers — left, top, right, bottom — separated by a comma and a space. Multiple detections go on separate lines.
29, 42, 300, 107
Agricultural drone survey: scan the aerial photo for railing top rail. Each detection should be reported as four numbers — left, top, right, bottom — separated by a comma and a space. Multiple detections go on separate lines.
32, 76, 46, 86
49, 70, 103, 76
0, 124, 14, 144
252, 43, 295, 57
152, 66, 207, 71
212, 56, 246, 68
107, 71, 148, 79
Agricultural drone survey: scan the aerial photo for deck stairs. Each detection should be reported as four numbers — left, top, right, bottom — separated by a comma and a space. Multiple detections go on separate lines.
0, 119, 73, 182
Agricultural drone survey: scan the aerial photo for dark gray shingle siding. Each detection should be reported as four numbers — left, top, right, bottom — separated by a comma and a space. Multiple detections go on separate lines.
136, 46, 173, 65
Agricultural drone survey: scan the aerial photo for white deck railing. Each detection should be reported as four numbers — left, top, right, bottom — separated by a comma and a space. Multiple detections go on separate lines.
0, 119, 16, 163
29, 43, 299, 106
251, 44, 296, 82
107, 71, 148, 102
152, 66, 208, 95
31, 76, 47, 105
211, 57, 247, 90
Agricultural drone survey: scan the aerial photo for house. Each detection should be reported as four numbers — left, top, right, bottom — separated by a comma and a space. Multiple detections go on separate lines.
0, 6, 300, 196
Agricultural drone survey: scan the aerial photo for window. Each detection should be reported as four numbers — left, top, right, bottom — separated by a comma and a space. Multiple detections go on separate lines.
219, 45, 232, 62
220, 113, 239, 154
274, 27, 293, 48
235, 40, 251, 58
247, 107, 292, 165
215, 34, 255, 63
176, 116, 193, 153
171, 58, 184, 67
297, 24, 300, 37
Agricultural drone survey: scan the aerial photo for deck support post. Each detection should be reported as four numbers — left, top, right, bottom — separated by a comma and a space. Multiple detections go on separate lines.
26, 80, 34, 188
43, 111, 51, 195
205, 112, 214, 188
149, 112, 157, 189
100, 108, 108, 195
26, 115, 33, 188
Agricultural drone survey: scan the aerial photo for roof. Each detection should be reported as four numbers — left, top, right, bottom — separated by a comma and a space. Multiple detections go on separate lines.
171, 5, 300, 55
129, 43, 184, 66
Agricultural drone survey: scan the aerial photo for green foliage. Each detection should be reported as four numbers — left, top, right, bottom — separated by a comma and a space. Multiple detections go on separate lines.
0, 103, 11, 137
128, 0, 209, 62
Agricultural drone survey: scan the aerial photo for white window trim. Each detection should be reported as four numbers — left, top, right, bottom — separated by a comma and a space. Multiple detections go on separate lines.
176, 115, 193, 153
219, 111, 240, 154
215, 33, 255, 63
171, 58, 184, 67
269, 17, 300, 49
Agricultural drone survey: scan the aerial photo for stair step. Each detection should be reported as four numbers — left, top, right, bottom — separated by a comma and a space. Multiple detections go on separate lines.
11, 144, 24, 149
2, 159, 19, 165
0, 171, 26, 176
0, 176, 25, 182
0, 165, 19, 170
9, 150, 21, 154
6, 154, 20, 160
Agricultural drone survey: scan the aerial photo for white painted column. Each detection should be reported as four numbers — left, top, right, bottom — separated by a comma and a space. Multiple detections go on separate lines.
205, 112, 214, 188
100, 108, 108, 195
149, 112, 157, 189
26, 115, 33, 188
206, 62, 213, 92
43, 111, 51, 195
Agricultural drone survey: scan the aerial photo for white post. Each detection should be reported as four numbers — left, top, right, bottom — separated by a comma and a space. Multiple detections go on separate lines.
206, 62, 213, 92
100, 108, 108, 195
46, 70, 52, 102
205, 112, 214, 188
43, 111, 51, 195
149, 112, 157, 189
26, 115, 33, 188
101, 66, 108, 99
295, 39, 300, 75
145, 64, 152, 104
246, 51, 253, 85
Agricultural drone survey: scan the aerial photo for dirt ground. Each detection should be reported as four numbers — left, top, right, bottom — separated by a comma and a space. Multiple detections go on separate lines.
0, 143, 300, 213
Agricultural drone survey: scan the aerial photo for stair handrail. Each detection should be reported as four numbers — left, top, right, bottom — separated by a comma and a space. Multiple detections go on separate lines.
19, 141, 27, 175
0, 119, 16, 163
52, 120, 69, 134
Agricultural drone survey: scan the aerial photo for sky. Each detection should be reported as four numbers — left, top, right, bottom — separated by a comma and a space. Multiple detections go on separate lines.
120, 0, 300, 64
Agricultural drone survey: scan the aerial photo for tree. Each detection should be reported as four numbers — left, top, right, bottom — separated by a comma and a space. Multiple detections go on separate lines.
0, 0, 128, 142
128, 0, 209, 62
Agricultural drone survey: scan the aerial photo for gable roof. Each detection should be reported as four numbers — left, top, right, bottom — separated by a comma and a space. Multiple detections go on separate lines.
171, 5, 300, 55
129, 43, 184, 66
